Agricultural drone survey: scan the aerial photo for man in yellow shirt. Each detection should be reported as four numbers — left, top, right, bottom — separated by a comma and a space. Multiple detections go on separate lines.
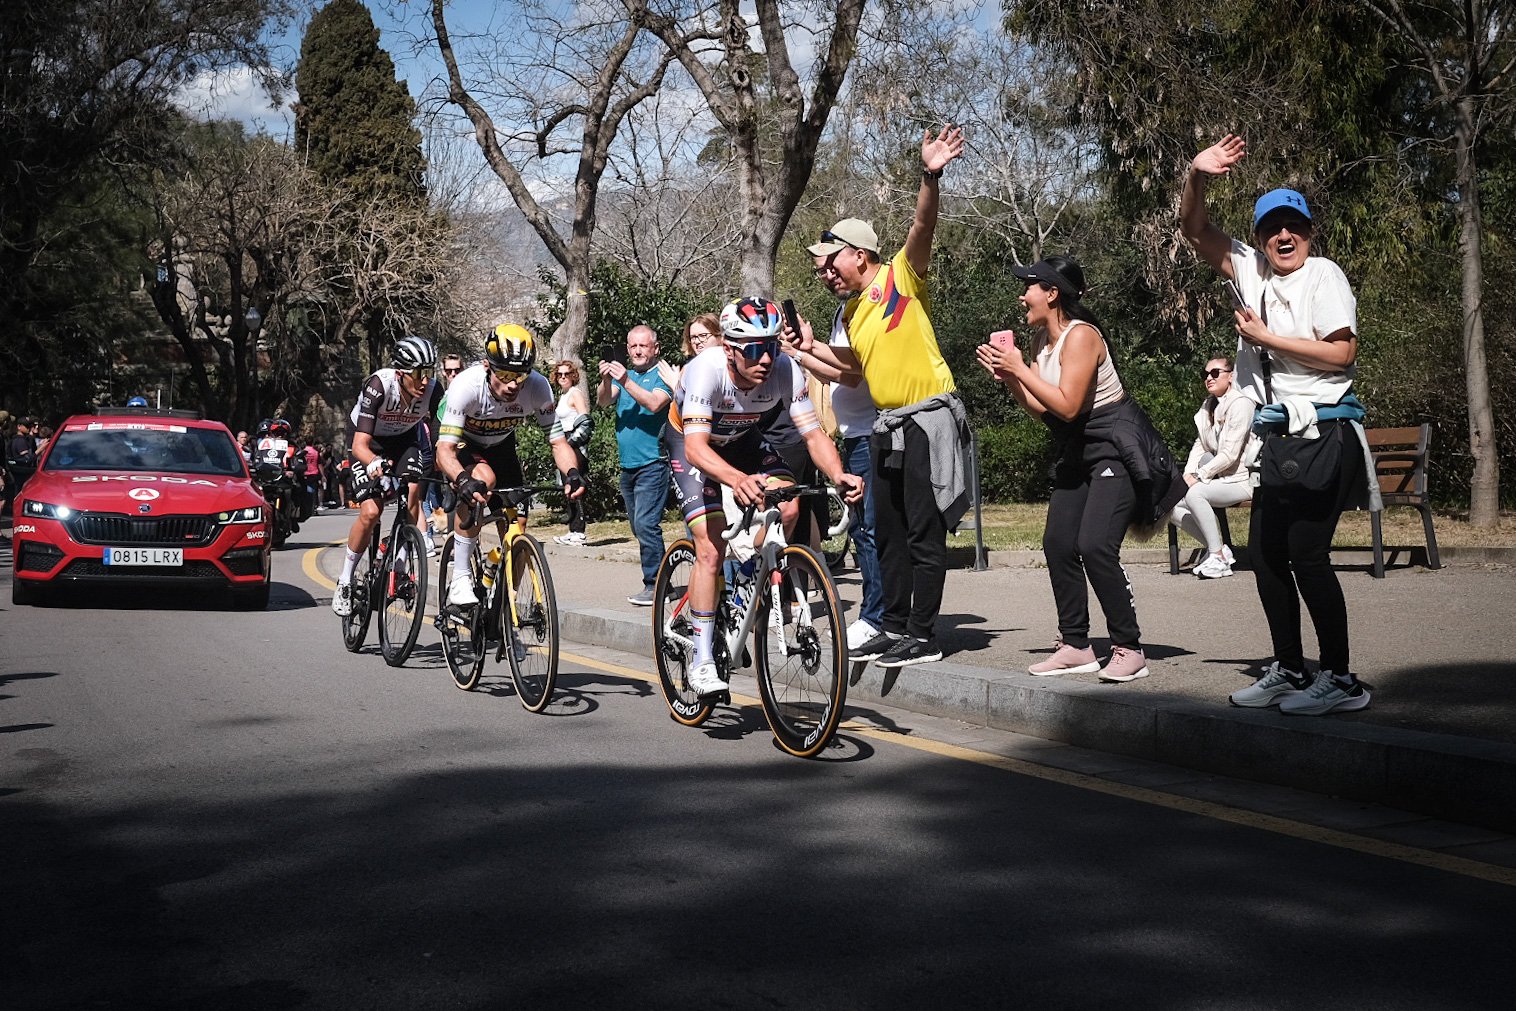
795, 125, 969, 676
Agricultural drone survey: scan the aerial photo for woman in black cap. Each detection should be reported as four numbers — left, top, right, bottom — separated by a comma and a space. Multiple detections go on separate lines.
978, 255, 1180, 684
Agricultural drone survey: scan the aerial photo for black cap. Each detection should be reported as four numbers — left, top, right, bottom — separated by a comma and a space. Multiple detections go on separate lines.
1011, 259, 1083, 298
17, 416, 34, 427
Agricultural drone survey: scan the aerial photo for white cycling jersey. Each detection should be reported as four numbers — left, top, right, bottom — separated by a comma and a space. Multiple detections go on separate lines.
670, 347, 818, 446
349, 368, 441, 438
438, 364, 562, 447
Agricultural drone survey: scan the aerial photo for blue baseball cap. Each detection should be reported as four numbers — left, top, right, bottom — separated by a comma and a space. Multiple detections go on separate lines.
1252, 188, 1312, 231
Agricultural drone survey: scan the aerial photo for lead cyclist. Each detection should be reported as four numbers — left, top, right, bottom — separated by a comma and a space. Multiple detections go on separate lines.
665, 297, 864, 697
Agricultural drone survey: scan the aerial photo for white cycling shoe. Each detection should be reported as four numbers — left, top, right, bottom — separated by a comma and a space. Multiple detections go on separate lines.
686, 661, 725, 697
331, 581, 353, 617
448, 574, 479, 608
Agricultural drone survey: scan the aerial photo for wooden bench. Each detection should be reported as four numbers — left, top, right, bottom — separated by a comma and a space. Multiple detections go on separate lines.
1167, 423, 1440, 579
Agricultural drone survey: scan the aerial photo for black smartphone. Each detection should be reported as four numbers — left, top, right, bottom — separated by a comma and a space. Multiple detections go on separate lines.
599, 343, 626, 365
780, 298, 801, 339
1223, 279, 1247, 311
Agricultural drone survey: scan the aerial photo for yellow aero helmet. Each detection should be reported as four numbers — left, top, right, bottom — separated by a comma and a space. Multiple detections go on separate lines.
485, 323, 536, 373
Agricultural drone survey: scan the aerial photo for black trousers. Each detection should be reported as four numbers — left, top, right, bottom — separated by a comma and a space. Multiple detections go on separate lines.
1043, 457, 1140, 648
871, 424, 947, 640
566, 449, 587, 533
1250, 420, 1366, 675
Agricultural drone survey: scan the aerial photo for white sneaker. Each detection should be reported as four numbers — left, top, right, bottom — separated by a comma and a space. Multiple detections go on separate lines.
1221, 544, 1236, 566
421, 526, 437, 557
686, 661, 725, 696
553, 531, 586, 546
1194, 553, 1233, 579
448, 574, 479, 607
846, 618, 879, 651
331, 581, 353, 617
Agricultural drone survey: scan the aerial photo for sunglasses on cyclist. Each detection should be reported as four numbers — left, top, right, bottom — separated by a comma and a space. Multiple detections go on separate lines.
1203, 367, 1232, 380
728, 339, 779, 362
405, 366, 435, 381
489, 367, 527, 384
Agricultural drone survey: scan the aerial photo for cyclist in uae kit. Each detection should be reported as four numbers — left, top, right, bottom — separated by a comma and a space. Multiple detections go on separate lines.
332, 336, 442, 617
666, 297, 863, 697
435, 323, 586, 608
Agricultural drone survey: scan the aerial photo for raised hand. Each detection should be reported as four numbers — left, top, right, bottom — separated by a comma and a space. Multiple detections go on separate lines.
1193, 134, 1246, 177
922, 124, 966, 174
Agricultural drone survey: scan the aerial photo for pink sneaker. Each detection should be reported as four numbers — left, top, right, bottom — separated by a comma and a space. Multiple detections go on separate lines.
1099, 645, 1150, 683
1028, 639, 1101, 676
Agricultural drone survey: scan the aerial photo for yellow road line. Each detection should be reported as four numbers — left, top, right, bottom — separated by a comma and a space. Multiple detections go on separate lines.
558, 649, 1516, 889
303, 540, 345, 590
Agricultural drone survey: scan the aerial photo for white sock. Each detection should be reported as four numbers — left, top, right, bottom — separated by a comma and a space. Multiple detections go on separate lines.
452, 534, 476, 582
690, 608, 716, 667
340, 548, 362, 584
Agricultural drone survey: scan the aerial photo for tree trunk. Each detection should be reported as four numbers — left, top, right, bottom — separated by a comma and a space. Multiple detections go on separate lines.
1454, 101, 1499, 526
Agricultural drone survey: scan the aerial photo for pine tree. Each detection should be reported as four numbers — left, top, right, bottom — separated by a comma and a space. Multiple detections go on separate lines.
295, 0, 425, 202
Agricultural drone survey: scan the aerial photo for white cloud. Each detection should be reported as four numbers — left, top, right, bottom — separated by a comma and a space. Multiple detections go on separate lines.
173, 66, 294, 139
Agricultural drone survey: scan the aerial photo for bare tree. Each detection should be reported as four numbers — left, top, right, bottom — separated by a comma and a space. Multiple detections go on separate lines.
430, 0, 676, 362
1357, 0, 1513, 527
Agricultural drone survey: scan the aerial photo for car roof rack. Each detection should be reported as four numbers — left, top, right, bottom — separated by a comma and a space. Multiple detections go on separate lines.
95, 405, 205, 420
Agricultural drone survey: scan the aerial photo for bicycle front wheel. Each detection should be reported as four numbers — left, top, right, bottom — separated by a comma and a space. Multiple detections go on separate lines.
379, 523, 429, 667
437, 533, 487, 690
651, 539, 714, 727
505, 534, 558, 712
754, 544, 846, 758
341, 546, 373, 652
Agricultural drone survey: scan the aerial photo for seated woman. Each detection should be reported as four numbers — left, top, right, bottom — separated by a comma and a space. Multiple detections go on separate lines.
1170, 355, 1259, 578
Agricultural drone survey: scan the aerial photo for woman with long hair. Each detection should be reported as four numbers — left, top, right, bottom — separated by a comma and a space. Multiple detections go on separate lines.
551, 360, 593, 546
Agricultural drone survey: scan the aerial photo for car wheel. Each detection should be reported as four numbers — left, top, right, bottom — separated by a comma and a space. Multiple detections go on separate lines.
232, 582, 271, 611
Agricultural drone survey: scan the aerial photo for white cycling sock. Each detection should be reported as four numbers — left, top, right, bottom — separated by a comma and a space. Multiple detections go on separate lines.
690, 607, 716, 667
452, 534, 476, 581
339, 548, 362, 584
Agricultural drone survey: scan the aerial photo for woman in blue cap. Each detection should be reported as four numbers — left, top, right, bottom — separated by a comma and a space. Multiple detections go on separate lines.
1179, 134, 1376, 716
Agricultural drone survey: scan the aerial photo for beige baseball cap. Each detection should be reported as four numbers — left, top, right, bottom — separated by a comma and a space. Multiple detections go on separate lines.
807, 218, 880, 257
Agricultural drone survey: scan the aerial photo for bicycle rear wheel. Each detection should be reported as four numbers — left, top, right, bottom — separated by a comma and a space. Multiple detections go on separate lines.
504, 534, 558, 712
341, 545, 373, 652
754, 544, 846, 758
651, 539, 715, 726
437, 533, 487, 690
379, 523, 429, 667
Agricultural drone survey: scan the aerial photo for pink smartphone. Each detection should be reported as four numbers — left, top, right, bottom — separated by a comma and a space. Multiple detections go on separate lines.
989, 329, 1015, 379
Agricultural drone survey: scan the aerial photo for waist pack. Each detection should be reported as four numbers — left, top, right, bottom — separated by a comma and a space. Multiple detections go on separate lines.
1260, 423, 1343, 494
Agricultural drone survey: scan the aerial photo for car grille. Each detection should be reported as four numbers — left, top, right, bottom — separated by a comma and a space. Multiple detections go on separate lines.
17, 541, 64, 573
62, 559, 223, 579
66, 513, 218, 547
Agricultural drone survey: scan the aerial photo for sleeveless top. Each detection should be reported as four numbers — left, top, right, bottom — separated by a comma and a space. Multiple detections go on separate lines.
1035, 321, 1123, 412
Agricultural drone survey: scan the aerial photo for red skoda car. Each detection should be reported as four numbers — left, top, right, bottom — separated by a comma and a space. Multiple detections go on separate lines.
10, 407, 273, 608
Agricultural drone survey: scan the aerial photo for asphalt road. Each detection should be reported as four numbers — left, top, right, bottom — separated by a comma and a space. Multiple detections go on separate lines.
3, 519, 1514, 1010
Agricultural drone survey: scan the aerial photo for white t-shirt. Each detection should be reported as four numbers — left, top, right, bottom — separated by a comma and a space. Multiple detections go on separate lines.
825, 305, 876, 438
438, 365, 560, 447
1228, 240, 1356, 405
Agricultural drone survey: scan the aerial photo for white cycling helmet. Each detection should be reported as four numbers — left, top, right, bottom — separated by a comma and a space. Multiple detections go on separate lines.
391, 335, 437, 371
718, 297, 783, 343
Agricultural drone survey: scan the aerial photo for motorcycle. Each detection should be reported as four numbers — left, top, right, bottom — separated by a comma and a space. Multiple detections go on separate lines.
255, 461, 300, 548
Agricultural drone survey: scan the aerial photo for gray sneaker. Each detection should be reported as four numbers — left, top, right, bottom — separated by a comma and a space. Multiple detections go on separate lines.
1229, 661, 1311, 708
1279, 670, 1372, 715
627, 586, 656, 607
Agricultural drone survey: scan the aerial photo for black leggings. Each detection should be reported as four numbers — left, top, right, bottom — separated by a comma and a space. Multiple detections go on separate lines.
566, 449, 587, 533
1043, 457, 1140, 649
1249, 420, 1366, 676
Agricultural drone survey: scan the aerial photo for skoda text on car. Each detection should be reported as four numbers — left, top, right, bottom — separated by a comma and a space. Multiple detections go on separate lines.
10, 407, 273, 609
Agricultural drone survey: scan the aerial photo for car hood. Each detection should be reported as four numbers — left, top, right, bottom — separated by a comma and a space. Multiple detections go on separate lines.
27, 470, 263, 515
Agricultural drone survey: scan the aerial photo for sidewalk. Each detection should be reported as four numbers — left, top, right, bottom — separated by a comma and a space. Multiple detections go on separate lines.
303, 513, 1516, 833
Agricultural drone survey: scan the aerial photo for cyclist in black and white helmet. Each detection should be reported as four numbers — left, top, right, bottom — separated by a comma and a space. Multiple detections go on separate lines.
332, 334, 444, 617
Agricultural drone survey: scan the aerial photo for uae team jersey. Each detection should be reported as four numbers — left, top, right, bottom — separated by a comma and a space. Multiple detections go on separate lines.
437, 365, 562, 447
669, 347, 819, 446
349, 368, 442, 438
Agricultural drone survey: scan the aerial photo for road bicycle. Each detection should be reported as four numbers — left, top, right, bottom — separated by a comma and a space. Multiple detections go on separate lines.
651, 484, 847, 759
339, 467, 431, 667
821, 484, 852, 570
435, 485, 559, 712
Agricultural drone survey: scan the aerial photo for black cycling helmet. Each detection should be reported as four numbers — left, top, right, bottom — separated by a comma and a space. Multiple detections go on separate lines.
484, 323, 536, 374
391, 335, 437, 371
255, 418, 273, 436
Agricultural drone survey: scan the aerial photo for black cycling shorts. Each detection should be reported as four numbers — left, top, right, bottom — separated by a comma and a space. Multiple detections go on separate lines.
347, 424, 430, 504
452, 438, 525, 492
664, 426, 792, 527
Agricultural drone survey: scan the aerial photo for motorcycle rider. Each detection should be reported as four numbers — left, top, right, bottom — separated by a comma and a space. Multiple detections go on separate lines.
253, 417, 300, 537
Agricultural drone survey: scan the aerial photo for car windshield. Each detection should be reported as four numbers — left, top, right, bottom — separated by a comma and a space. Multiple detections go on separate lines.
45, 425, 246, 477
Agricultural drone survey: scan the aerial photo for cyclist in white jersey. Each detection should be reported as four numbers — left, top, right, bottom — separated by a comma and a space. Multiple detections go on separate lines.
665, 297, 862, 697
332, 336, 443, 617
436, 323, 585, 608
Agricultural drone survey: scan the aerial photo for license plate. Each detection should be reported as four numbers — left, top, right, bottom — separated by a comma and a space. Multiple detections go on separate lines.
103, 547, 183, 567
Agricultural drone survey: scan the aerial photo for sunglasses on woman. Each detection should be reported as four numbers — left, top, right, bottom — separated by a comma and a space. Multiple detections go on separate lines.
1203, 367, 1232, 380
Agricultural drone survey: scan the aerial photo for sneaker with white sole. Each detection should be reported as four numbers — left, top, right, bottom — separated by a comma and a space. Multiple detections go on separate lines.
331, 581, 353, 617
1099, 644, 1149, 683
1229, 661, 1311, 708
1027, 638, 1101, 676
421, 527, 437, 557
1194, 553, 1233, 579
1221, 544, 1236, 566
1279, 669, 1371, 715
846, 618, 879, 651
876, 636, 943, 669
554, 531, 587, 546
852, 630, 901, 662
448, 574, 479, 608
627, 586, 656, 607
686, 661, 725, 697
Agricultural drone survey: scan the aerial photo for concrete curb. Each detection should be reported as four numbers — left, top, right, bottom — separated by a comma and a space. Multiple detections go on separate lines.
559, 601, 1516, 834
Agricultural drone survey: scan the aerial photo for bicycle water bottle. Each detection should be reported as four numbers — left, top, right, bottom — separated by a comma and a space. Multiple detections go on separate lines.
480, 546, 501, 589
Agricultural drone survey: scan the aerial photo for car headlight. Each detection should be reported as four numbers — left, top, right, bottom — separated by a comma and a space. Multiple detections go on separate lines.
217, 506, 265, 524
23, 501, 73, 520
